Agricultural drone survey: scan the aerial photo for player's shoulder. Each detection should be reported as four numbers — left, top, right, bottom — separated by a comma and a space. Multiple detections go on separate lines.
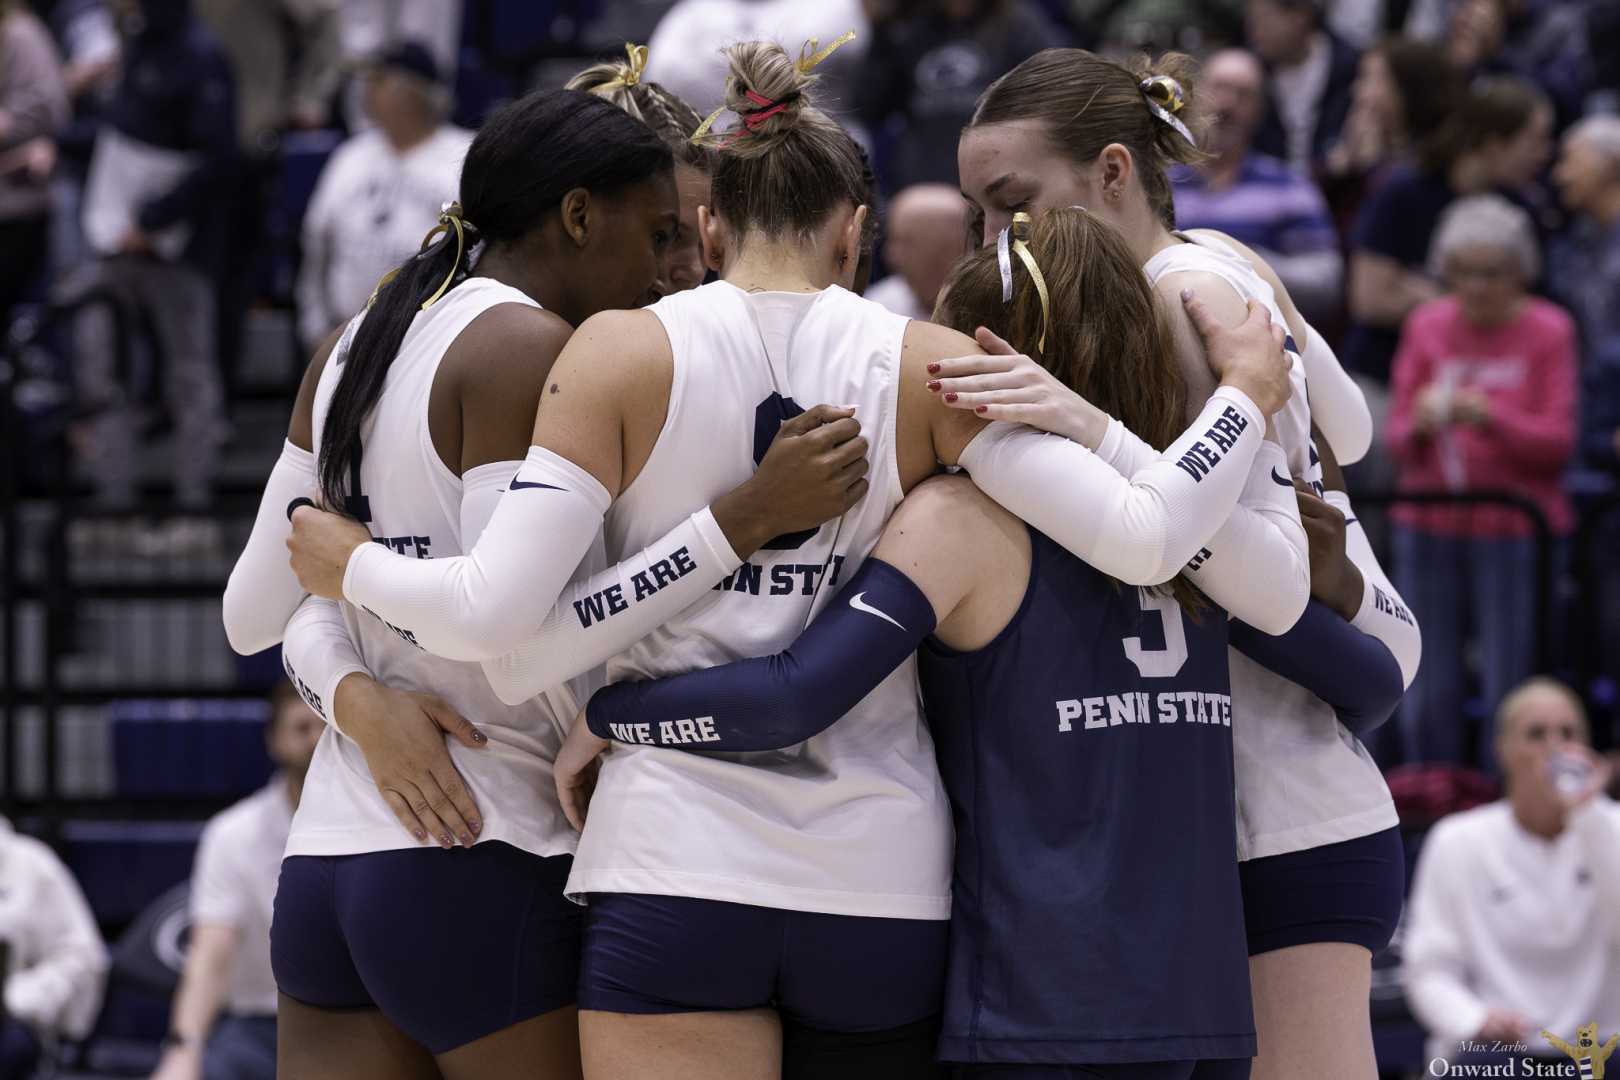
901, 317, 981, 372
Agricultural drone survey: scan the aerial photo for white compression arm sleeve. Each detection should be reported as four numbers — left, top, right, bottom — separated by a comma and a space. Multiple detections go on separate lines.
1095, 420, 1309, 633
960, 386, 1266, 587
1302, 324, 1373, 464
481, 508, 742, 706
1330, 490, 1422, 687
280, 595, 368, 736
223, 440, 318, 655
342, 446, 611, 661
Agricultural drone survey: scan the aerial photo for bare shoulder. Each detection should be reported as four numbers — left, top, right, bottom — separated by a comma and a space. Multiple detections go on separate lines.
551, 308, 672, 385
1152, 267, 1250, 326
288, 322, 347, 450
875, 473, 1025, 595
901, 318, 981, 375
443, 302, 575, 397
1185, 229, 1308, 338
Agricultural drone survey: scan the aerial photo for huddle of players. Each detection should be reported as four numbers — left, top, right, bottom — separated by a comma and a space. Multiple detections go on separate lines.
225, 33, 1422, 1080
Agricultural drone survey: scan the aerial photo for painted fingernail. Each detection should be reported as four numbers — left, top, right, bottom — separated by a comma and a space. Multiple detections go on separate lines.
927, 380, 941, 392
415, 829, 427, 842
927, 362, 941, 374
944, 392, 958, 403
471, 729, 487, 744
1180, 288, 1194, 302
459, 833, 474, 846
469, 819, 482, 834
976, 405, 988, 414
441, 834, 454, 848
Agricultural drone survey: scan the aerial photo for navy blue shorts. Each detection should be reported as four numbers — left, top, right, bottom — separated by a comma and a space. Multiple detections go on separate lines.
949, 1060, 1249, 1079
578, 892, 947, 1032
270, 841, 581, 1054
1239, 826, 1404, 957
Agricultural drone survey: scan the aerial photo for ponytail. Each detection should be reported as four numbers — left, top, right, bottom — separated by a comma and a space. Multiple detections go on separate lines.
316, 206, 473, 512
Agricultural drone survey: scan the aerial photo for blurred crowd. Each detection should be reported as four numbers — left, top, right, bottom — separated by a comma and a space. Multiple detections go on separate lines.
2, 0, 1619, 851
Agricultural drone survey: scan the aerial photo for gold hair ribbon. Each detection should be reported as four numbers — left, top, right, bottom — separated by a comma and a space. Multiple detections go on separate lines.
692, 102, 725, 142
997, 211, 1049, 353
419, 201, 472, 310
602, 43, 649, 90
1139, 75, 1197, 148
797, 30, 857, 75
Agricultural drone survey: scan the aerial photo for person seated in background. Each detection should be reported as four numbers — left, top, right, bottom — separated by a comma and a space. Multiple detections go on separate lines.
294, 40, 471, 353
0, 813, 108, 1080
1550, 116, 1620, 363
864, 182, 966, 321
1244, 0, 1359, 176
1171, 47, 1342, 325
1403, 678, 1620, 1073
1386, 195, 1576, 769
149, 681, 322, 1080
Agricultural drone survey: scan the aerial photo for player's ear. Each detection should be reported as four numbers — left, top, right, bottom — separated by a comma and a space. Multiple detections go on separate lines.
560, 188, 591, 248
698, 205, 725, 272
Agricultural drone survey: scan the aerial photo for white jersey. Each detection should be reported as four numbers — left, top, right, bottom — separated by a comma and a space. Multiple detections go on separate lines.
1143, 235, 1398, 860
565, 280, 953, 920
287, 277, 589, 861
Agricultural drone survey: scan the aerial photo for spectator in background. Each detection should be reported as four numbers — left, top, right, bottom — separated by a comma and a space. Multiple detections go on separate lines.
1549, 116, 1620, 363
865, 183, 965, 320
644, 0, 870, 119
42, 0, 120, 278
1245, 0, 1359, 176
1403, 678, 1620, 1072
1062, 0, 1242, 54
295, 41, 470, 353
1171, 48, 1342, 325
1387, 196, 1575, 768
1318, 37, 1463, 241
0, 0, 68, 329
70, 0, 235, 519
1342, 74, 1552, 478
148, 681, 323, 1080
0, 814, 108, 1079
335, 0, 461, 130
856, 0, 1065, 192
1441, 0, 1591, 131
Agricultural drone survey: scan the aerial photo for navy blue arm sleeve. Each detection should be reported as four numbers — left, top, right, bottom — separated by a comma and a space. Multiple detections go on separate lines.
1229, 599, 1405, 736
585, 558, 937, 752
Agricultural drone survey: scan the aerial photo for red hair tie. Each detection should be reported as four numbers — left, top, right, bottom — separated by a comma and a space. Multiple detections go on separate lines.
742, 88, 793, 129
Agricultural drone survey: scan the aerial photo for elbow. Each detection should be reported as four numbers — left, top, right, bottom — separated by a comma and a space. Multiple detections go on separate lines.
1245, 561, 1310, 636
221, 580, 278, 657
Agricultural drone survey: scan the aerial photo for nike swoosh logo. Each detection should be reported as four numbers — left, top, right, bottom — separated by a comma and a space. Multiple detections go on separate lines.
849, 592, 905, 631
509, 477, 565, 492
1271, 468, 1293, 487
1344, 517, 1358, 526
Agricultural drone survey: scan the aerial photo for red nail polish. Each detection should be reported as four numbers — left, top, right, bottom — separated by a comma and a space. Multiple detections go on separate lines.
927, 380, 941, 392
976, 405, 988, 414
927, 362, 941, 374
944, 392, 958, 403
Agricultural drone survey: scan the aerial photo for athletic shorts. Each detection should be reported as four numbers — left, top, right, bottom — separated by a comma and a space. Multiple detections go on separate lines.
578, 892, 947, 1032
270, 841, 581, 1054
949, 1060, 1250, 1079
1239, 826, 1404, 957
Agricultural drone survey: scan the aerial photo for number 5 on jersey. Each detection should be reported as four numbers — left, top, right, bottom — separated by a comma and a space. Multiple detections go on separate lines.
1122, 589, 1188, 678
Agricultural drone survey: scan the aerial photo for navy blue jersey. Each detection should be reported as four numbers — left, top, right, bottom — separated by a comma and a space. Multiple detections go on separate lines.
920, 527, 1254, 1066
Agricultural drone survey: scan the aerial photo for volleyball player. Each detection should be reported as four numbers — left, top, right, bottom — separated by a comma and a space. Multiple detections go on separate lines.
550, 206, 1423, 1078
944, 49, 1423, 1080
280, 38, 1302, 1079
567, 44, 712, 294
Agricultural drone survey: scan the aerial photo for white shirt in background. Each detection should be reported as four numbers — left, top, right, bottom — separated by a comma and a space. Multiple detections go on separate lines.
1403, 799, 1620, 1063
295, 124, 473, 349
190, 778, 295, 1017
863, 275, 930, 322
0, 818, 108, 1039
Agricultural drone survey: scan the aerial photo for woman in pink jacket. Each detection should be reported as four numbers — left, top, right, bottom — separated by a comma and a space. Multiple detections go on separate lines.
1388, 194, 1577, 770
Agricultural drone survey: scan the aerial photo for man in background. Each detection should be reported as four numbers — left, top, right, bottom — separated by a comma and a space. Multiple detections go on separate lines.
1172, 48, 1342, 325
295, 40, 470, 352
1403, 678, 1620, 1072
149, 681, 323, 1080
864, 183, 966, 322
1246, 0, 1358, 175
